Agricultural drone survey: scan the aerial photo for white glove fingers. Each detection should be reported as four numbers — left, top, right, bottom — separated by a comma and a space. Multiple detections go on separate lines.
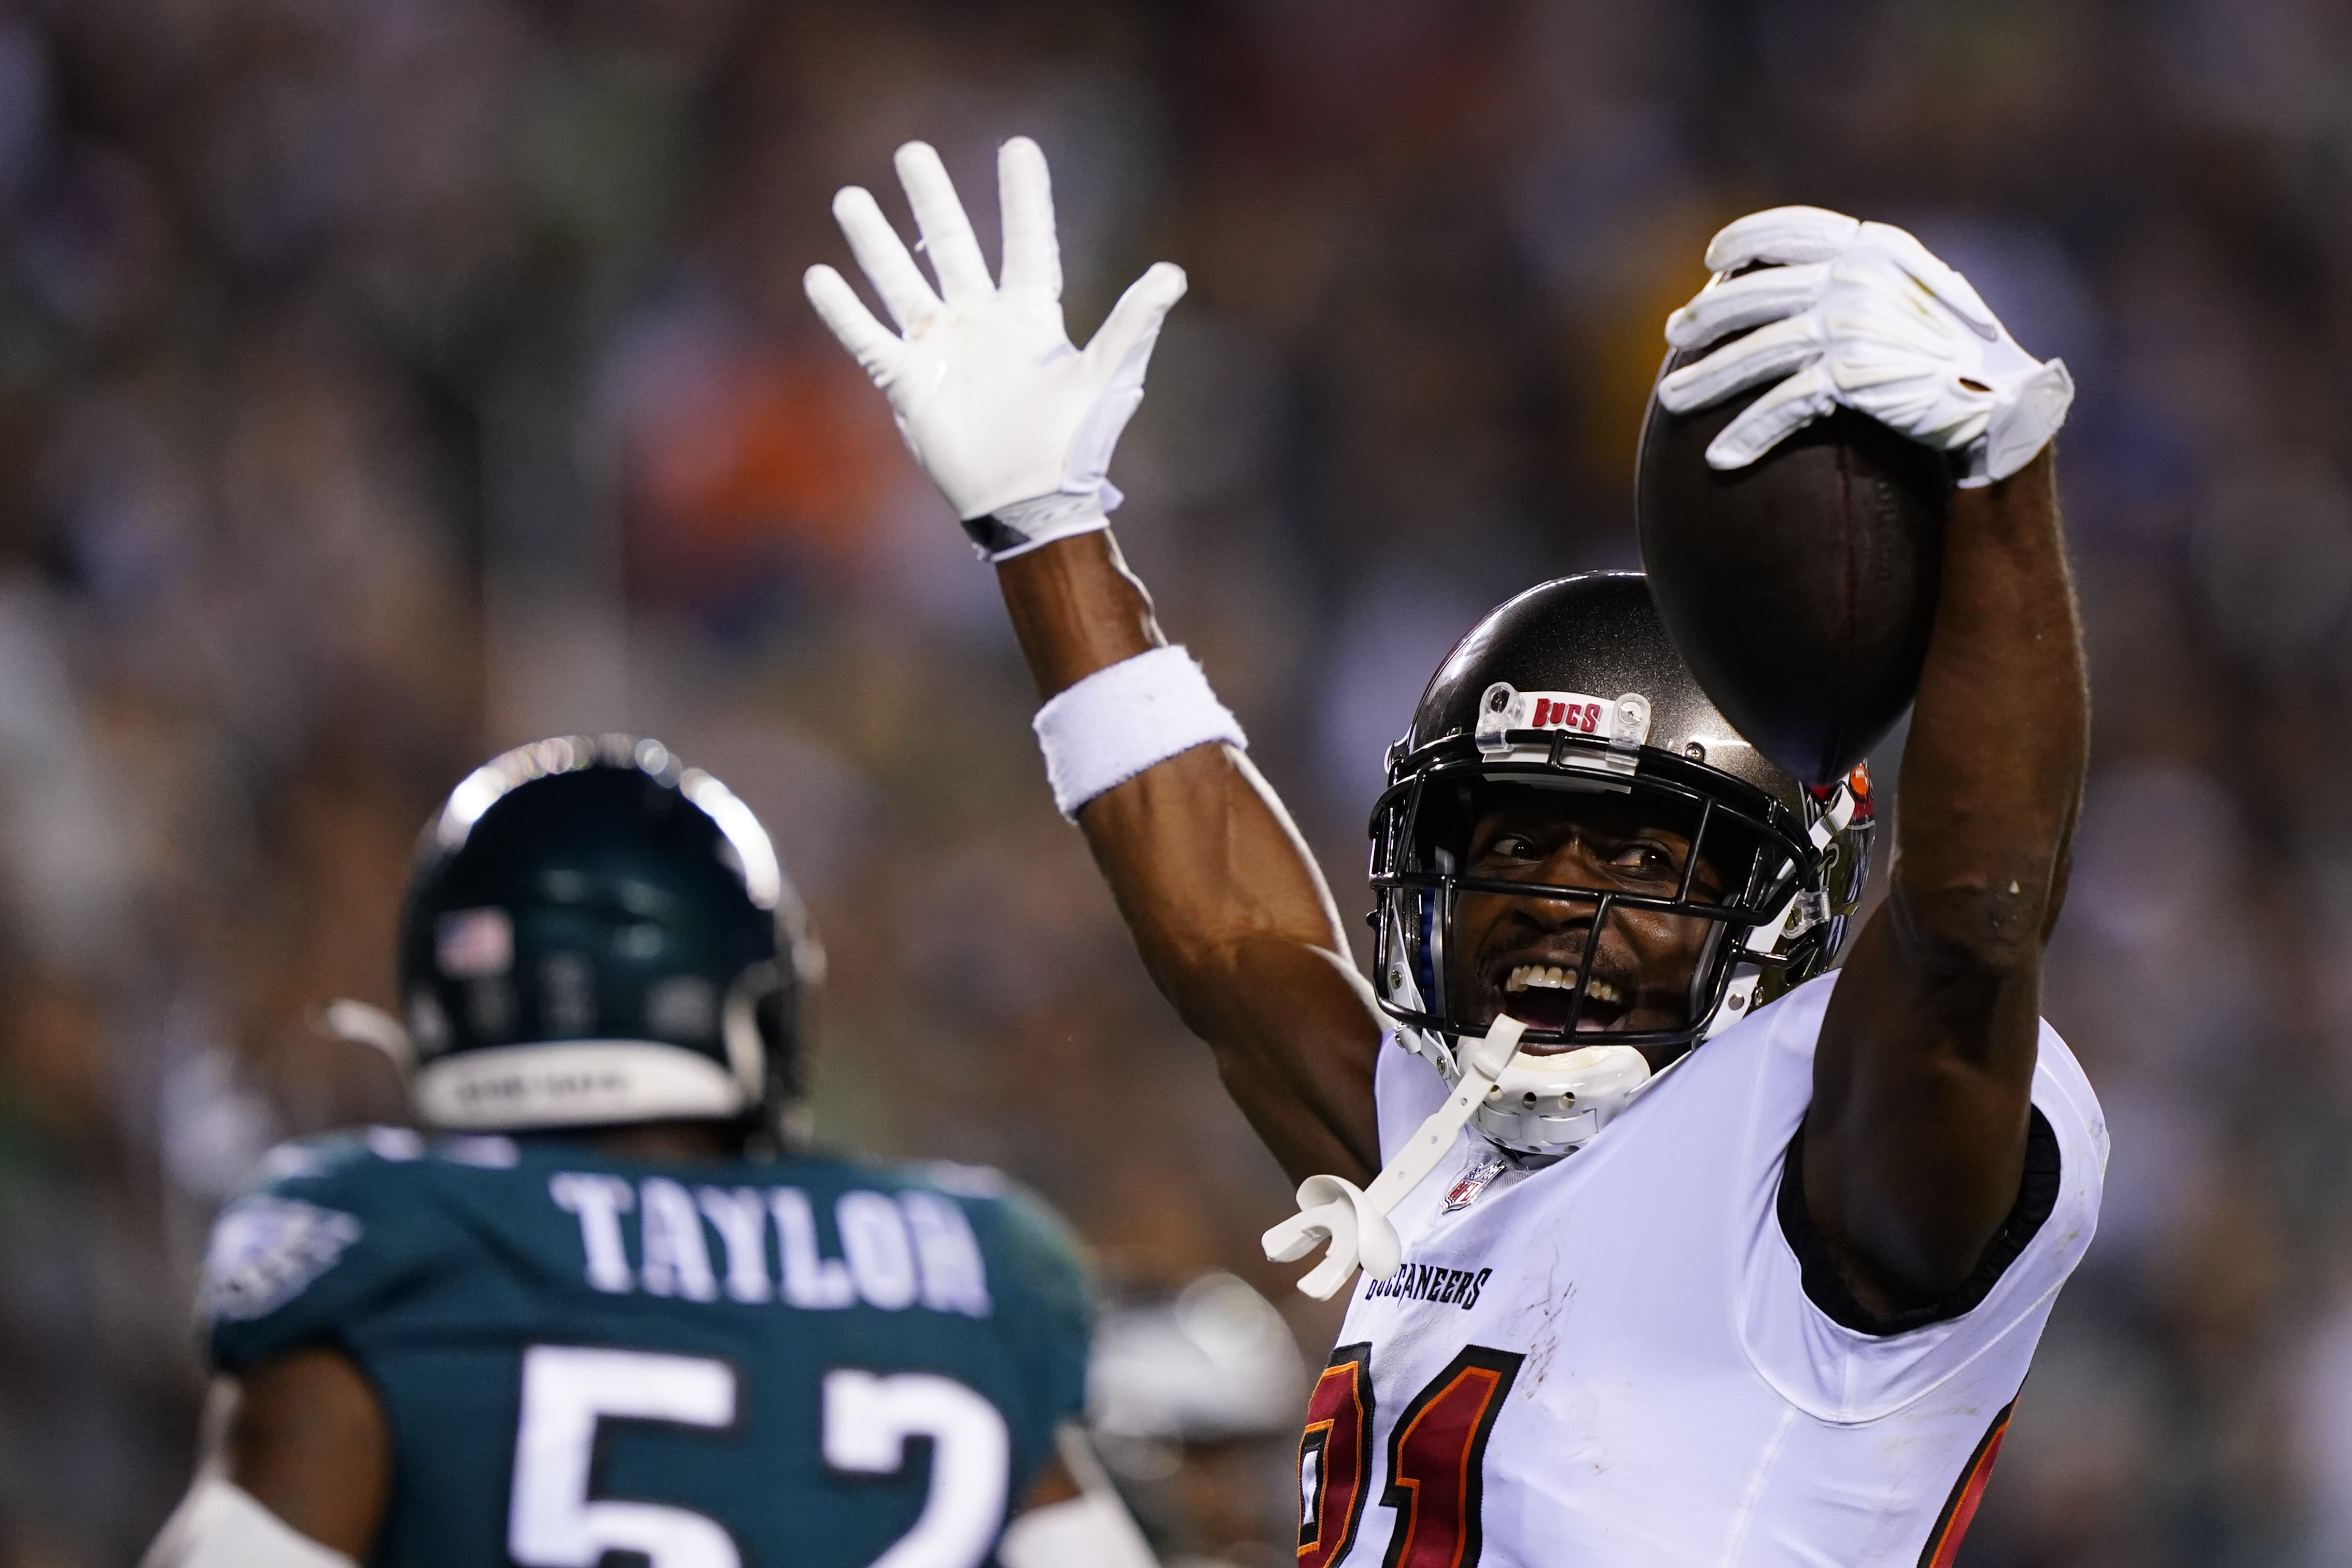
1705, 361, 1836, 469
1656, 315, 1823, 413
1853, 218, 1934, 263
1850, 226, 2011, 347
1902, 254, 2004, 344
808, 135, 1199, 543
996, 136, 1062, 301
1082, 261, 1188, 381
803, 264, 905, 383
1856, 221, 1970, 300
893, 141, 994, 305
1702, 205, 1863, 271
1059, 264, 1184, 492
1663, 262, 1830, 350
1822, 297, 1956, 356
1674, 204, 2064, 480
831, 185, 940, 332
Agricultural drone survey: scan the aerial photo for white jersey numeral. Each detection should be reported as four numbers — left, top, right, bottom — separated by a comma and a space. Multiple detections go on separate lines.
510, 1346, 741, 1568
508, 1347, 1011, 1568
823, 1369, 1011, 1568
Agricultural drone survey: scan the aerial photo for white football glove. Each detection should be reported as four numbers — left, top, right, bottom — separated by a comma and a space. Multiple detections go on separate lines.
1657, 206, 2073, 487
805, 138, 1187, 560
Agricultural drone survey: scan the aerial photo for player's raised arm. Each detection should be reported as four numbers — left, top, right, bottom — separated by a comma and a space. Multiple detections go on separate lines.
806, 139, 1383, 1186
1658, 209, 2088, 1315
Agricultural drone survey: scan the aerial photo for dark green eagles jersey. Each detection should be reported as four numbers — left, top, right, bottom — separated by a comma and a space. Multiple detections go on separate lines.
200, 1129, 1091, 1568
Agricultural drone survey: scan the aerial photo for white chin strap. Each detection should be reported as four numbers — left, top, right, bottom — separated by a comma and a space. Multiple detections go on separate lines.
1268, 1016, 1664, 1300
1263, 1016, 1526, 1300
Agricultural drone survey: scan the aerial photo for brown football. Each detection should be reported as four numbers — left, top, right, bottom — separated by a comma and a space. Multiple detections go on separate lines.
1634, 335, 1952, 786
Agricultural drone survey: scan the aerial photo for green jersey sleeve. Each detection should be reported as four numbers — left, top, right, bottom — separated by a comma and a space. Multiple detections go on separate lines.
202, 1132, 466, 1371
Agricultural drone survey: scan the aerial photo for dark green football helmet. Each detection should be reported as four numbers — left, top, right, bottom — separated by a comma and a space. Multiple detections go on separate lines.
394, 735, 823, 1139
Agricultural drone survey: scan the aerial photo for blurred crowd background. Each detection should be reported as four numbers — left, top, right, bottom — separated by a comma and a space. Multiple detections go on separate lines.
0, 0, 2341, 1562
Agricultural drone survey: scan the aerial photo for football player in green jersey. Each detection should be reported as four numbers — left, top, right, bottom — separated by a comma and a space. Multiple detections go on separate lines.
141, 736, 1154, 1568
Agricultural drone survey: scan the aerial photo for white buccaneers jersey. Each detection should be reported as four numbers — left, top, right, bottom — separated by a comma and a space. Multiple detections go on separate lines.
1300, 972, 2105, 1568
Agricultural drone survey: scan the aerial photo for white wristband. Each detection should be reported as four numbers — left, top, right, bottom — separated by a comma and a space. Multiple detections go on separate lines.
1033, 646, 1246, 819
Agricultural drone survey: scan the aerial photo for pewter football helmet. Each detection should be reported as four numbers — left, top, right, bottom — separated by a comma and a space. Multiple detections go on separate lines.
1369, 574, 1871, 1154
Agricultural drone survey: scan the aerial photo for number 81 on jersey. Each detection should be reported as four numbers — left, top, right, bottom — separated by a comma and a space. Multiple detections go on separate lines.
1299, 1343, 1523, 1568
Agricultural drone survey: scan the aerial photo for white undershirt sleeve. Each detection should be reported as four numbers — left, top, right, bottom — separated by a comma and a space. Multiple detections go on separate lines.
139, 1475, 359, 1568
998, 1422, 1160, 1568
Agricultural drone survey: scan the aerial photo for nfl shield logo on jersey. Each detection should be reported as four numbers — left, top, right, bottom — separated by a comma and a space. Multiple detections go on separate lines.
1441, 1154, 1510, 1213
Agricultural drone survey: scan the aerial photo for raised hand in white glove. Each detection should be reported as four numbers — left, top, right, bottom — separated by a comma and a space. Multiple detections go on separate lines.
1656, 206, 2073, 487
805, 137, 1187, 560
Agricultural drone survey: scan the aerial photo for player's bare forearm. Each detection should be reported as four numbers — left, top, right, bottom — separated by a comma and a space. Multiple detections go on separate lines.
222, 1347, 390, 1556
806, 144, 1379, 1179
999, 534, 1383, 1184
1084, 751, 1383, 1185
1884, 449, 2085, 956
1809, 448, 2087, 1310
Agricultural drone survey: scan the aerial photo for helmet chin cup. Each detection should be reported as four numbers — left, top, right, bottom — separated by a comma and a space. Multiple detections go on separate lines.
1476, 1040, 1652, 1152
1405, 1023, 1652, 1156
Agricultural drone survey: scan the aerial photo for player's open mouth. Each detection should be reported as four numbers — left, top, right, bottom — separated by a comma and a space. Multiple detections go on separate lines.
1501, 963, 1629, 1032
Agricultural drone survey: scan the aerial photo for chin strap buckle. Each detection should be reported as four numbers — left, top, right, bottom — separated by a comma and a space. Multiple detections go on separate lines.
1263, 1017, 1529, 1300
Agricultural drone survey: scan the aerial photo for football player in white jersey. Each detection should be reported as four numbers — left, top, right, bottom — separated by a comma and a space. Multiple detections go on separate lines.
808, 138, 2102, 1566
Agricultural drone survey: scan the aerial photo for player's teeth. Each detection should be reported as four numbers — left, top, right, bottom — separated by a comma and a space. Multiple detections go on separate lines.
1501, 967, 1630, 1007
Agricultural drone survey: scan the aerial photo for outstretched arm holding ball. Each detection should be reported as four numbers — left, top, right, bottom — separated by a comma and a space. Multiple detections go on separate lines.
1660, 207, 2088, 1317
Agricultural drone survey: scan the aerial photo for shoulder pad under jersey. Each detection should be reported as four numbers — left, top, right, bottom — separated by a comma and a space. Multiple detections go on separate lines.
201, 1129, 479, 1371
